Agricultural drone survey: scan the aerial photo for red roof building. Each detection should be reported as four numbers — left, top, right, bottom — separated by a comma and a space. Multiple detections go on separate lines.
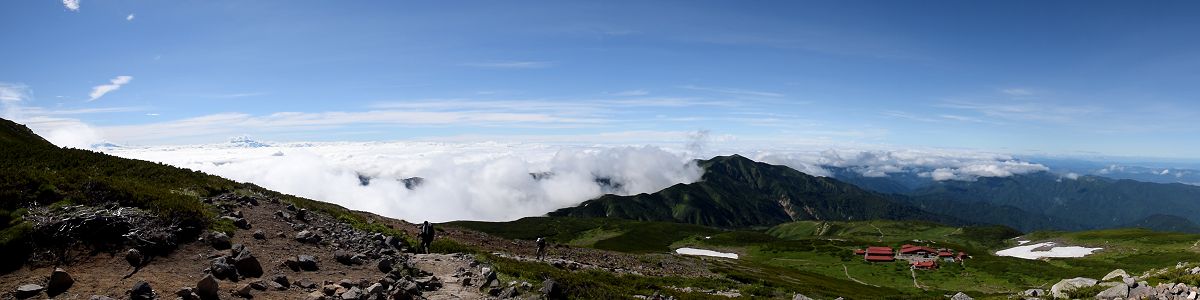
938, 250, 954, 257
899, 244, 938, 255
863, 246, 894, 262
854, 249, 866, 255
911, 260, 938, 270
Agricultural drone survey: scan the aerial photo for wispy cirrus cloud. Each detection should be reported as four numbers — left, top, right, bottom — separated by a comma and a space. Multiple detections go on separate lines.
1001, 88, 1034, 96
939, 100, 1100, 123
460, 61, 555, 69
88, 76, 133, 101
679, 85, 785, 98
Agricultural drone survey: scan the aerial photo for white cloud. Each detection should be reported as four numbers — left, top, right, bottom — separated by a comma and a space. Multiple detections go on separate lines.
749, 148, 1048, 181
62, 0, 79, 11
679, 85, 785, 98
460, 61, 554, 69
88, 76, 133, 101
126, 14, 135, 21
105, 142, 702, 222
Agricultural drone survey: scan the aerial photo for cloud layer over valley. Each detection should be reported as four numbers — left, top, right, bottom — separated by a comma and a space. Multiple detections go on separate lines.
102, 138, 1057, 222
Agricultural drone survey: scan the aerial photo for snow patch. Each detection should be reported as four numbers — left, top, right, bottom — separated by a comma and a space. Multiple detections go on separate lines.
675, 248, 738, 259
995, 242, 1101, 259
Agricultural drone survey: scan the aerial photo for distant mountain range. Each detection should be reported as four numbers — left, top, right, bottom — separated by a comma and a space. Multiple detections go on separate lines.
550, 155, 962, 228
551, 154, 1200, 234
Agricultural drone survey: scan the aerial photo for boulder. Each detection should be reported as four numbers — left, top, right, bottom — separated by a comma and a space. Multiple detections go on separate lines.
340, 287, 361, 300
14, 284, 44, 299
366, 283, 386, 296
196, 274, 219, 300
335, 250, 363, 265
1096, 284, 1128, 299
1123, 276, 1137, 287
297, 208, 309, 221
130, 281, 155, 300
253, 230, 266, 240
125, 248, 144, 268
1129, 284, 1154, 299
1051, 277, 1097, 299
950, 292, 972, 300
47, 268, 74, 294
233, 249, 264, 278
210, 232, 232, 250
211, 257, 239, 280
1102, 269, 1129, 281
541, 279, 565, 300
231, 243, 246, 257
1023, 288, 1044, 297
89, 296, 116, 300
377, 258, 394, 273
298, 255, 320, 271
792, 294, 814, 300
499, 286, 519, 298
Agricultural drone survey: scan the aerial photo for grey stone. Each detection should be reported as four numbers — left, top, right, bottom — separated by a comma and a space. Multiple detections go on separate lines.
950, 292, 973, 300
1023, 288, 1044, 297
210, 232, 232, 250
1051, 277, 1097, 299
792, 294, 814, 300
211, 257, 238, 280
14, 284, 44, 299
89, 296, 116, 300
341, 287, 361, 300
234, 249, 264, 278
47, 268, 74, 294
253, 230, 266, 240
298, 255, 320, 271
196, 274, 219, 300
1102, 269, 1129, 281
130, 281, 155, 300
1095, 284, 1128, 299
125, 248, 144, 267
235, 283, 254, 298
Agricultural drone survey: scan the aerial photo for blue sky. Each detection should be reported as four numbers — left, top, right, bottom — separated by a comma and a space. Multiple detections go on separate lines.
2, 1, 1199, 158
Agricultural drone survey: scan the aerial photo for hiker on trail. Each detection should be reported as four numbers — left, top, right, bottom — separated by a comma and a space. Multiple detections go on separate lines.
536, 237, 547, 260
420, 221, 434, 254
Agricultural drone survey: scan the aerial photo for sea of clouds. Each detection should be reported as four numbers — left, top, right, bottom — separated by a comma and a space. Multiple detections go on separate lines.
101, 139, 1051, 223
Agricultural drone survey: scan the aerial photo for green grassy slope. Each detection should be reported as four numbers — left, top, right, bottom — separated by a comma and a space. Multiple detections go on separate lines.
0, 118, 409, 270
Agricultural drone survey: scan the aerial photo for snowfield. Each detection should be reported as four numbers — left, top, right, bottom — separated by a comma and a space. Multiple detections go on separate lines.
675, 248, 739, 259
995, 242, 1102, 259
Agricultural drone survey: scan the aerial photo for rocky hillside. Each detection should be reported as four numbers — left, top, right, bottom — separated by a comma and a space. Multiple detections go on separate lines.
550, 155, 961, 228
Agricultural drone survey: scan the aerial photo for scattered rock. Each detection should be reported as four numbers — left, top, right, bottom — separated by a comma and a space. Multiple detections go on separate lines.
298, 255, 320, 271
1051, 277, 1097, 299
210, 232, 232, 250
335, 250, 363, 265
89, 296, 116, 300
1023, 288, 1044, 297
235, 283, 254, 298
211, 257, 239, 280
125, 248, 144, 268
130, 281, 156, 300
950, 292, 972, 300
1102, 269, 1129, 281
234, 249, 264, 278
233, 217, 251, 229
270, 274, 291, 289
792, 293, 814, 300
340, 287, 361, 300
175, 288, 199, 300
296, 230, 321, 244
47, 268, 74, 294
196, 274, 219, 300
377, 258, 394, 273
253, 230, 266, 240
14, 284, 44, 299
249, 280, 268, 290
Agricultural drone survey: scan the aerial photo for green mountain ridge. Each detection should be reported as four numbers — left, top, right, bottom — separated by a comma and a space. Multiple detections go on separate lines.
549, 154, 963, 228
